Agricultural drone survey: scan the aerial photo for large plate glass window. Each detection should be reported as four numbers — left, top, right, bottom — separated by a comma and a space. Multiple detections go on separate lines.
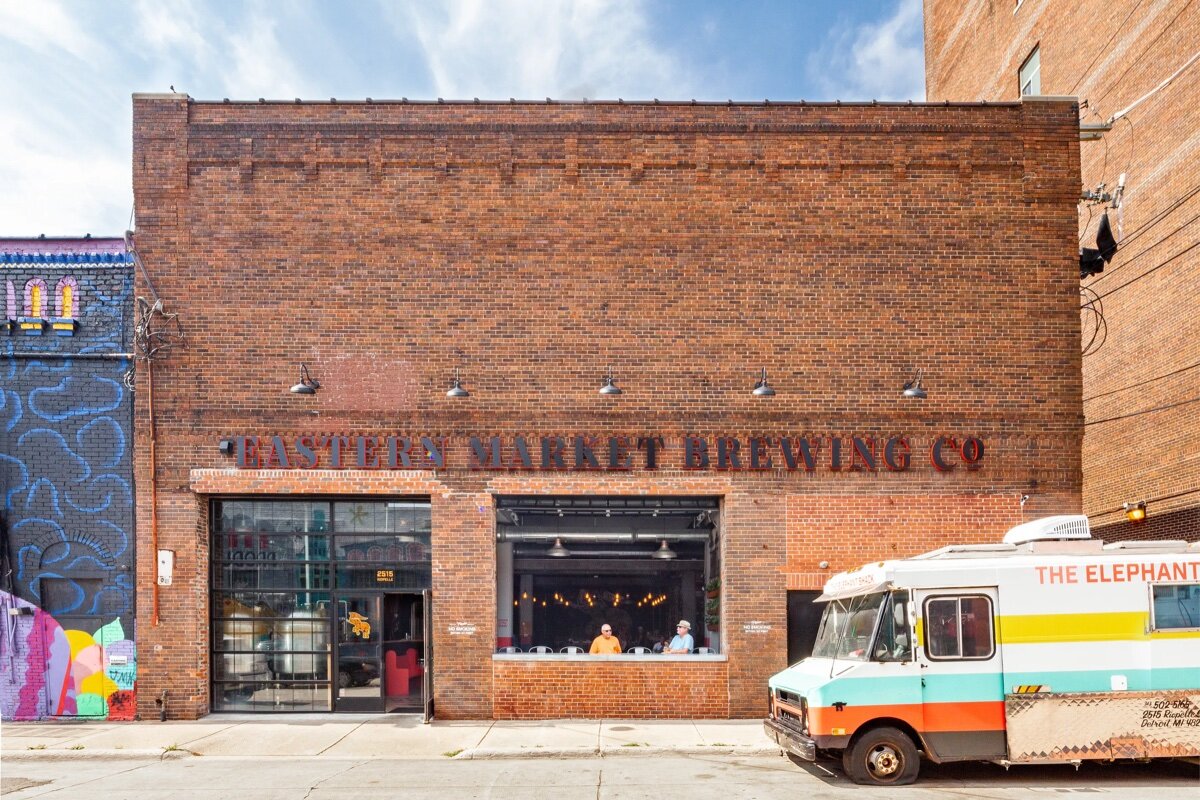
494, 496, 720, 654
210, 499, 430, 712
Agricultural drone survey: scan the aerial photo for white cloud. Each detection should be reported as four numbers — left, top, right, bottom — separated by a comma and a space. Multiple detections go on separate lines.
221, 12, 305, 98
0, 1, 130, 234
0, 0, 101, 62
806, 0, 925, 102
391, 0, 687, 100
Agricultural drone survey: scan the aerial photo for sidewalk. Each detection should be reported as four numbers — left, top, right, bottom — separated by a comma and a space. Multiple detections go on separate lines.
0, 717, 776, 761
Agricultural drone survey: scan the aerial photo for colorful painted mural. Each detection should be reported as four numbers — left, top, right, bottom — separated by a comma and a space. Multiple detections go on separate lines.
0, 590, 136, 719
1, 240, 135, 720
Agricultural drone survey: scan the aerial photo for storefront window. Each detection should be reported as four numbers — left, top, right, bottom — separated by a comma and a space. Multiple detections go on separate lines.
210, 499, 430, 712
495, 496, 720, 655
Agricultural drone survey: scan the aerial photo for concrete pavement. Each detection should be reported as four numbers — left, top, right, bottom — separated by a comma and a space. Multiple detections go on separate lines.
3, 752, 1198, 800
0, 717, 777, 762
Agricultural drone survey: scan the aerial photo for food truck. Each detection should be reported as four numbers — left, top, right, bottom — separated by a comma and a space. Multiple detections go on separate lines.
764, 515, 1200, 785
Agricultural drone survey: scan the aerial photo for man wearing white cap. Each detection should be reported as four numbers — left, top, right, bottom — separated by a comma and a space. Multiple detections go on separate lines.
663, 620, 694, 654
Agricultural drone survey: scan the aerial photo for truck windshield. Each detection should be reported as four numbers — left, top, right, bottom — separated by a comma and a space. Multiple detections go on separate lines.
811, 591, 886, 661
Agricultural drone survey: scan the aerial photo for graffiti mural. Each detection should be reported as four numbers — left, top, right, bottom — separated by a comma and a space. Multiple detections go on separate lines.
1, 241, 135, 720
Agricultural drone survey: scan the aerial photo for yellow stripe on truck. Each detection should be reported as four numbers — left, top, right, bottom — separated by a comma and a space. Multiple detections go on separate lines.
997, 611, 1200, 643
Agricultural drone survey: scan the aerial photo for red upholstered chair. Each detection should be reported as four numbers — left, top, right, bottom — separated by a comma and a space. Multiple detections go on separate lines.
385, 650, 410, 695
404, 647, 423, 678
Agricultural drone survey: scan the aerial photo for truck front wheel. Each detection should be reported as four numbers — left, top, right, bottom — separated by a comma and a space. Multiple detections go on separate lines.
842, 727, 920, 785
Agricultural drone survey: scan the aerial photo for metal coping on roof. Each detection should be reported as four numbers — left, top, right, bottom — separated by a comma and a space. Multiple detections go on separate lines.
181, 97, 1030, 108
0, 252, 132, 264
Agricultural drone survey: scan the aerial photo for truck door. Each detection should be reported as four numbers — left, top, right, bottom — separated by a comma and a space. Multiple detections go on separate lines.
914, 587, 1007, 761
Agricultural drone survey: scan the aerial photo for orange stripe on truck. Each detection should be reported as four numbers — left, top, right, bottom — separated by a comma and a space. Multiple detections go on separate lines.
808, 701, 1005, 736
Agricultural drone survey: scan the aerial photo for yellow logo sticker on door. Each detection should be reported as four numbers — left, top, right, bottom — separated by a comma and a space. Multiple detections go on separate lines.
349, 612, 371, 638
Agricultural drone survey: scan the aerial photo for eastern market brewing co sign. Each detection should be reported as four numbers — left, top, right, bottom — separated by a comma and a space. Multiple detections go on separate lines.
221, 433, 985, 473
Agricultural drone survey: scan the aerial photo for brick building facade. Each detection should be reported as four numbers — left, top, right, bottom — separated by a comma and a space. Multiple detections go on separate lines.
924, 0, 1200, 542
0, 238, 136, 720
131, 95, 1082, 721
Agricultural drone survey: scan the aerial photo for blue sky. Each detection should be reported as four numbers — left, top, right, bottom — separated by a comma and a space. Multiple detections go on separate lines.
0, 0, 924, 236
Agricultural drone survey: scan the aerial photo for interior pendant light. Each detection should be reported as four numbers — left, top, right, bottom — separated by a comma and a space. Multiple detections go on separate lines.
289, 363, 320, 394
547, 537, 571, 558
599, 366, 622, 395
901, 368, 927, 399
752, 367, 776, 396
651, 540, 677, 560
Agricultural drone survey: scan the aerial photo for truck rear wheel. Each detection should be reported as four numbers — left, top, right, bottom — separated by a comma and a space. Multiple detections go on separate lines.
842, 727, 920, 785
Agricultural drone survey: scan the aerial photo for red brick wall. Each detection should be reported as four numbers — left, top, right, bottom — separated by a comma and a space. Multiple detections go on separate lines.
1094, 507, 1200, 543
493, 659, 729, 719
786, 494, 1027, 590
924, 1, 1200, 541
131, 97, 1083, 721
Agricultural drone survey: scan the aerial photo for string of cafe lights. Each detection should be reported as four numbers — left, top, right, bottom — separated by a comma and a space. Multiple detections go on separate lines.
512, 590, 669, 609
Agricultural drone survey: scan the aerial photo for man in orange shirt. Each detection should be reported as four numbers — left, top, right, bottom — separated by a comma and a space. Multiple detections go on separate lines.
589, 624, 621, 654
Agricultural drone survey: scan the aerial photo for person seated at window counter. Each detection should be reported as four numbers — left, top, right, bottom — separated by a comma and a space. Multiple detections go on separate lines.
589, 624, 622, 654
663, 620, 694, 654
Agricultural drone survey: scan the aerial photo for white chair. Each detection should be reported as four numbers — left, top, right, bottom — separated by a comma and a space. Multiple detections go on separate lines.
560, 646, 583, 654
529, 645, 553, 654
498, 646, 522, 653
694, 647, 714, 654
626, 646, 650, 654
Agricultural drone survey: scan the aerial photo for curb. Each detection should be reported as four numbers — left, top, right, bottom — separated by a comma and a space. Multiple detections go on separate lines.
456, 745, 778, 760
1, 749, 193, 762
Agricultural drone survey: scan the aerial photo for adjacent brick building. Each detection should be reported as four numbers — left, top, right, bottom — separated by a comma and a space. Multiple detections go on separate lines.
924, 0, 1200, 541
130, 94, 1083, 721
0, 238, 136, 720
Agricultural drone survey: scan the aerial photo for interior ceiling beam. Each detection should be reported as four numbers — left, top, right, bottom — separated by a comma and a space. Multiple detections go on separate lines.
513, 559, 699, 573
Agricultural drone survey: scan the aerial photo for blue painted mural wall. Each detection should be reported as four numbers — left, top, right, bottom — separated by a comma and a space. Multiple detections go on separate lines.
1, 250, 136, 720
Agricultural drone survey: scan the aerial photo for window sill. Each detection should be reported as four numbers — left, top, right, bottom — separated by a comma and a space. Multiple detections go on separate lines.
493, 653, 726, 662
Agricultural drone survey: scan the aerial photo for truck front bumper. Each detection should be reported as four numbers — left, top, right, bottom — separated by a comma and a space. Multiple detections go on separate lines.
763, 718, 816, 762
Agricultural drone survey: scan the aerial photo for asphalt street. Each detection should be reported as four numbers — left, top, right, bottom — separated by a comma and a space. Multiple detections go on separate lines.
2, 754, 1197, 799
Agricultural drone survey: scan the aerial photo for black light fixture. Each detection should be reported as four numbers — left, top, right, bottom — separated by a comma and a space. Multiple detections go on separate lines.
599, 366, 622, 395
546, 538, 571, 557
752, 367, 776, 396
901, 368, 927, 399
289, 363, 320, 394
651, 540, 677, 560
446, 368, 470, 398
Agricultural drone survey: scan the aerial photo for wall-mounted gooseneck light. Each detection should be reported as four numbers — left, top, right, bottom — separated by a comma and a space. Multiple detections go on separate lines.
446, 368, 470, 398
289, 363, 320, 394
599, 366, 622, 395
752, 367, 776, 397
901, 368, 927, 399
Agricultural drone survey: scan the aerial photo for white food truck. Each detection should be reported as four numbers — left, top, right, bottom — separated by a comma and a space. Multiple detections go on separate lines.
764, 515, 1200, 785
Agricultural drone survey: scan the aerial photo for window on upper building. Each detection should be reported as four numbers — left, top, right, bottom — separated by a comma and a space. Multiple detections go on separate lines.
1019, 47, 1041, 97
24, 278, 46, 317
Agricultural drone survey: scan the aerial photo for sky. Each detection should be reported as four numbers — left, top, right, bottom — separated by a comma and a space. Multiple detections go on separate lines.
0, 0, 925, 236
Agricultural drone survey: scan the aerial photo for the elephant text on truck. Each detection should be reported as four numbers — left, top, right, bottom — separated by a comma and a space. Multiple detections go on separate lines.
764, 515, 1200, 785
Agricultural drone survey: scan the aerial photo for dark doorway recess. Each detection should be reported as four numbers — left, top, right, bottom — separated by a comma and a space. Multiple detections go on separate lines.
787, 590, 826, 666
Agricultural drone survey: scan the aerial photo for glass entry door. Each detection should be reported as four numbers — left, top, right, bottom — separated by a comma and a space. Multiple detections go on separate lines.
334, 594, 383, 711
381, 592, 425, 712
333, 592, 427, 712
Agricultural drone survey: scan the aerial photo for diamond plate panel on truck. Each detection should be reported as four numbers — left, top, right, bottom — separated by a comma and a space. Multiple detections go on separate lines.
1005, 691, 1200, 762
